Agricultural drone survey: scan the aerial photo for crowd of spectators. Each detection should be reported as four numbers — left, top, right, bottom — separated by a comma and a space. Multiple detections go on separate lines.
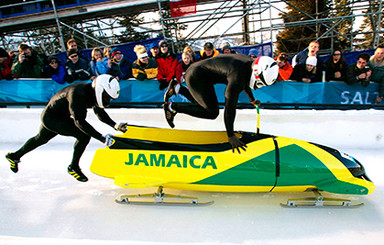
1, 38, 383, 102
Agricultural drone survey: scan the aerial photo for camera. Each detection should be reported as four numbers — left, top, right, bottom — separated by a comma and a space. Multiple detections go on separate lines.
361, 65, 371, 73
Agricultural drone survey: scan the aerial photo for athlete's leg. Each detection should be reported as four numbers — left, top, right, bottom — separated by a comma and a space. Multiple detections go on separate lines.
42, 115, 91, 182
11, 125, 57, 160
172, 69, 219, 119
6, 125, 57, 173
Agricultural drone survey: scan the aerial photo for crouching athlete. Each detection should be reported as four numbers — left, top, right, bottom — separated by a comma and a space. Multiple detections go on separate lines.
5, 74, 128, 182
164, 54, 278, 153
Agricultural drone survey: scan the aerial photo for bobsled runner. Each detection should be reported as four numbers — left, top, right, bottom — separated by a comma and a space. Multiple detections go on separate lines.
90, 125, 375, 207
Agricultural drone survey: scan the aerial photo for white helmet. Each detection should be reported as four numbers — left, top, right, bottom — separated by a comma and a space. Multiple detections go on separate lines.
92, 74, 120, 108
249, 56, 279, 90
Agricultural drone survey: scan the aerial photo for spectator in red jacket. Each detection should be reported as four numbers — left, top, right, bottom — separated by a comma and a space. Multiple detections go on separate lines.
0, 47, 13, 80
167, 51, 195, 102
274, 53, 293, 81
157, 40, 178, 90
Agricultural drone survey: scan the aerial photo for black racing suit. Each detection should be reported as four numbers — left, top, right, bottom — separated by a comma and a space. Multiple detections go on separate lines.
173, 54, 256, 138
12, 83, 116, 169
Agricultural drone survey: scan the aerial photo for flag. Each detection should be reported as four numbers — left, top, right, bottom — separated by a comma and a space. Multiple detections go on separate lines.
170, 0, 197, 18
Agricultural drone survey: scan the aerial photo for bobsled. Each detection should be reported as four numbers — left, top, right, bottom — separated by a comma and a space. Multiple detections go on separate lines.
90, 125, 375, 206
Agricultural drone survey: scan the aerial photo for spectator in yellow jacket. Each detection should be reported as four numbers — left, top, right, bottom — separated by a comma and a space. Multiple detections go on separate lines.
132, 45, 158, 81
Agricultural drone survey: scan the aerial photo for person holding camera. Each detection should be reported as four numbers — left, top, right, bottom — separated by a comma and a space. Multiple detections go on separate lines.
345, 53, 371, 87
11, 43, 44, 78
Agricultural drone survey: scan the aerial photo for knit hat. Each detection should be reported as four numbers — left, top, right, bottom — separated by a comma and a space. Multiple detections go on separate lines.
0, 47, 8, 58
248, 48, 258, 57
221, 42, 231, 51
134, 45, 148, 59
306, 56, 317, 66
149, 43, 159, 50
204, 42, 214, 51
47, 55, 60, 64
159, 40, 168, 47
110, 47, 122, 58
67, 49, 78, 57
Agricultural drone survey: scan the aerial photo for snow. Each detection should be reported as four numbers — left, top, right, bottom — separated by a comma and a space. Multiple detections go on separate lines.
1, 108, 384, 245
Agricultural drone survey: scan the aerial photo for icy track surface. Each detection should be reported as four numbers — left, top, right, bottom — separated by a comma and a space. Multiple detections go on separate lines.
1, 108, 384, 245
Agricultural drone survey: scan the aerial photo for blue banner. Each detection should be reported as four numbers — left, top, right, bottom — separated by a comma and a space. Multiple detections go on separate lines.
0, 79, 382, 106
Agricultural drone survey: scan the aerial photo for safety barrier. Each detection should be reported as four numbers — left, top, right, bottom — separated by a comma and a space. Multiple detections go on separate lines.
1, 78, 383, 109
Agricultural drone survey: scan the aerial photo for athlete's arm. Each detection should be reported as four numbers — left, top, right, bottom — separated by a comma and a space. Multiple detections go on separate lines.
243, 86, 255, 102
224, 85, 247, 153
68, 91, 104, 142
93, 106, 116, 128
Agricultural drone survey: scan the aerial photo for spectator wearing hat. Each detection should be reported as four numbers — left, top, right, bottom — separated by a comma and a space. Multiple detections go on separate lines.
67, 38, 88, 61
220, 42, 237, 54
290, 56, 322, 83
274, 53, 293, 81
199, 42, 219, 61
132, 45, 158, 81
90, 47, 109, 77
157, 40, 178, 90
149, 43, 161, 60
108, 47, 133, 81
0, 47, 13, 80
248, 48, 258, 60
65, 49, 92, 83
323, 48, 348, 82
11, 43, 44, 78
42, 56, 66, 84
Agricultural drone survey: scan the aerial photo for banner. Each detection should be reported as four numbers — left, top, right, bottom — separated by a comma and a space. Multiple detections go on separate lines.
1, 79, 383, 107
170, 0, 197, 18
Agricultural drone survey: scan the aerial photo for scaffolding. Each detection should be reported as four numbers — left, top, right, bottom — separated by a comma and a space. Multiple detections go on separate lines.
0, 0, 382, 55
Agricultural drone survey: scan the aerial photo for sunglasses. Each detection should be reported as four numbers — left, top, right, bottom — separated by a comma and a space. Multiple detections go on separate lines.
333, 53, 341, 56
69, 54, 78, 59
50, 60, 58, 64
249, 55, 257, 58
161, 45, 168, 48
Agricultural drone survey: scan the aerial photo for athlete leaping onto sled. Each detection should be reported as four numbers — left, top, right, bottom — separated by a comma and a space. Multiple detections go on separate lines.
163, 54, 278, 153
5, 74, 128, 182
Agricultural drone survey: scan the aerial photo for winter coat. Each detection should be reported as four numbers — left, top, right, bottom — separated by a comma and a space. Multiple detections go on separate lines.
65, 57, 92, 83
175, 61, 192, 83
293, 50, 322, 67
274, 57, 293, 81
11, 51, 44, 78
198, 49, 220, 61
323, 57, 348, 82
108, 56, 133, 80
42, 63, 66, 84
90, 58, 109, 76
132, 58, 158, 81
156, 52, 178, 82
369, 57, 384, 83
0, 56, 13, 80
290, 64, 322, 83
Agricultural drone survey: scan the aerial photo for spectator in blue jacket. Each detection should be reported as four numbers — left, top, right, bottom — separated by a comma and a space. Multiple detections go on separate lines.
108, 47, 132, 81
42, 56, 66, 84
90, 47, 109, 76
65, 49, 92, 83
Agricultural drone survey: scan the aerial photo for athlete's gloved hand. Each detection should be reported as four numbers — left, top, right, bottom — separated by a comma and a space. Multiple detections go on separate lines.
114, 122, 128, 133
228, 135, 247, 154
103, 134, 115, 147
251, 99, 261, 106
